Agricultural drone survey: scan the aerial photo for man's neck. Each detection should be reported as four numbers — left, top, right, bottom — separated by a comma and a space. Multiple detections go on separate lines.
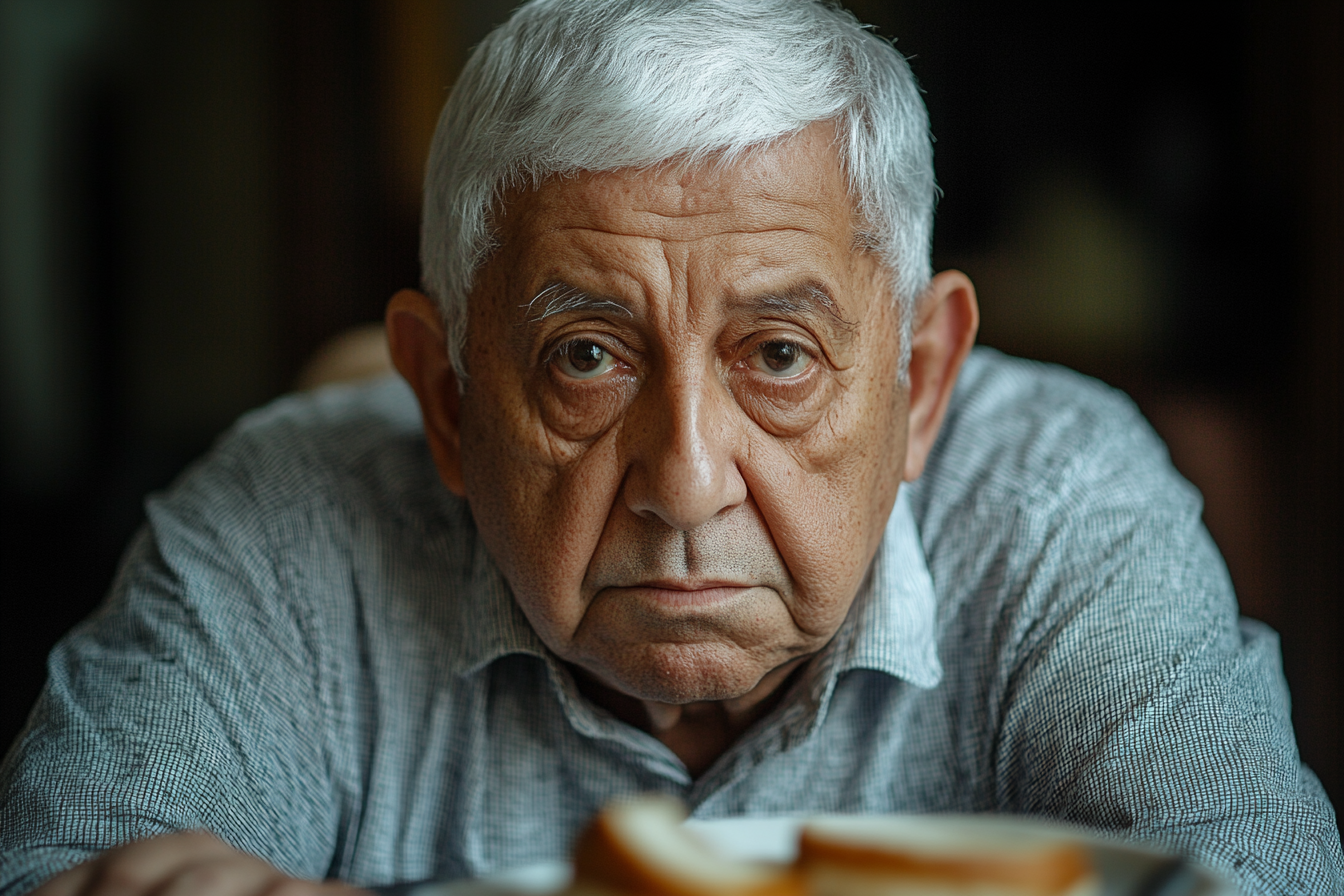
570, 658, 809, 778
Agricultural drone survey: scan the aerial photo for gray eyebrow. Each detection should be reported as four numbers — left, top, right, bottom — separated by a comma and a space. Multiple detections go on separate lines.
521, 279, 853, 333
736, 281, 856, 333
521, 282, 633, 322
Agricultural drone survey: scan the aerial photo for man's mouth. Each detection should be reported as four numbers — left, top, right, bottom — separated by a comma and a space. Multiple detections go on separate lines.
609, 581, 760, 609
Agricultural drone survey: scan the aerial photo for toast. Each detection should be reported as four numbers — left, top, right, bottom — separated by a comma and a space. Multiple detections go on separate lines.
566, 797, 1100, 896
797, 815, 1100, 896
568, 795, 803, 896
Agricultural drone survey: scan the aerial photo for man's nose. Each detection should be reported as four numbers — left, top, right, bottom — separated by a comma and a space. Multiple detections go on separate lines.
621, 372, 747, 531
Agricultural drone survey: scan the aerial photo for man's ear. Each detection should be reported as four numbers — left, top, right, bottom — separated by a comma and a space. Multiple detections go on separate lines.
904, 270, 980, 482
386, 289, 466, 496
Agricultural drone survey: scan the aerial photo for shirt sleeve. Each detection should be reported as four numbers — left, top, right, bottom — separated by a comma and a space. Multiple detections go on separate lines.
990, 473, 1344, 895
0, 444, 343, 895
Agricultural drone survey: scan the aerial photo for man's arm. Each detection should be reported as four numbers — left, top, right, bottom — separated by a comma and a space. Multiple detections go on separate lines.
29, 833, 361, 896
914, 353, 1343, 894
0, 444, 346, 894
991, 497, 1343, 894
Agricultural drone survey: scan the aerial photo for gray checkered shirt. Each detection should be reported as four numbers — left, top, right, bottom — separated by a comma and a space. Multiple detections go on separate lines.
1, 348, 1340, 895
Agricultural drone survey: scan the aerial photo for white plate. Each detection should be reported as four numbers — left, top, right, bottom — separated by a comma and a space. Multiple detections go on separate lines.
413, 814, 1234, 896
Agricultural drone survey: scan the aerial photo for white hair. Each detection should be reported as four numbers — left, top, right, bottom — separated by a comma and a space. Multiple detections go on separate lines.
421, 0, 936, 377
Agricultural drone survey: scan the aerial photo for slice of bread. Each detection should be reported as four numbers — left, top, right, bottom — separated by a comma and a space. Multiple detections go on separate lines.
797, 816, 1100, 896
568, 795, 803, 896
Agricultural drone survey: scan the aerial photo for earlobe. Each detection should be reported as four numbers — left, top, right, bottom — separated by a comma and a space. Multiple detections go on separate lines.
385, 289, 466, 495
903, 270, 980, 482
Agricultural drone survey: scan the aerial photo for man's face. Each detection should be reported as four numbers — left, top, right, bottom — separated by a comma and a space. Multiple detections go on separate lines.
452, 124, 909, 706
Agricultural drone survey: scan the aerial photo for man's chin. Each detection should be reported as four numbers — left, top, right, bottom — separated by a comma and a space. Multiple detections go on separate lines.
575, 640, 799, 708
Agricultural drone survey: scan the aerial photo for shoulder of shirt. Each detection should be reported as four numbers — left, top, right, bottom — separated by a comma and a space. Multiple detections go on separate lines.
901, 347, 1224, 672
907, 346, 1200, 540
156, 374, 464, 541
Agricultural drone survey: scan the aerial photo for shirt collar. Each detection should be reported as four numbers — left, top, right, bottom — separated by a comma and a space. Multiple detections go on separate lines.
834, 487, 943, 688
441, 486, 943, 690
446, 522, 550, 676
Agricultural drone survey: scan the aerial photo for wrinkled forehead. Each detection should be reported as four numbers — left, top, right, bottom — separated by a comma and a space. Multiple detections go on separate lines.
491, 122, 871, 255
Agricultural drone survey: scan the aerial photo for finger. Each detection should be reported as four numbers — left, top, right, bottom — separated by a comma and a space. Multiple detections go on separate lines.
316, 884, 374, 896
31, 858, 98, 896
83, 832, 241, 896
263, 879, 358, 896
154, 853, 284, 896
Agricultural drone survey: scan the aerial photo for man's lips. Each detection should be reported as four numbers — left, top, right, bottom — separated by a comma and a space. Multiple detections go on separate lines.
604, 582, 760, 609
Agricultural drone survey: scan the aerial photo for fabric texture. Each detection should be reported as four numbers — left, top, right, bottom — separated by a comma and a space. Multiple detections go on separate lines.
0, 348, 1339, 895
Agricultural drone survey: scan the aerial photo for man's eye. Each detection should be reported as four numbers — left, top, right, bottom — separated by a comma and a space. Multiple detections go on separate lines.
748, 341, 811, 378
554, 339, 617, 379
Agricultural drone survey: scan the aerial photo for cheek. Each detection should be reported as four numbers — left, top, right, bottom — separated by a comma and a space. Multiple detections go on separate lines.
458, 383, 626, 648
744, 367, 907, 634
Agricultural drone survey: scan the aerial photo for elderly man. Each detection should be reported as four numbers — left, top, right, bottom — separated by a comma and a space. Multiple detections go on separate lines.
1, 1, 1340, 895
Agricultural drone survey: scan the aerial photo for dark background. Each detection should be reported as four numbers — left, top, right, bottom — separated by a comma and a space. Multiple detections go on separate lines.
2, 0, 1340, 809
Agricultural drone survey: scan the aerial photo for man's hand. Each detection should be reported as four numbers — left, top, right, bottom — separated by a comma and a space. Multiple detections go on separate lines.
31, 831, 367, 896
